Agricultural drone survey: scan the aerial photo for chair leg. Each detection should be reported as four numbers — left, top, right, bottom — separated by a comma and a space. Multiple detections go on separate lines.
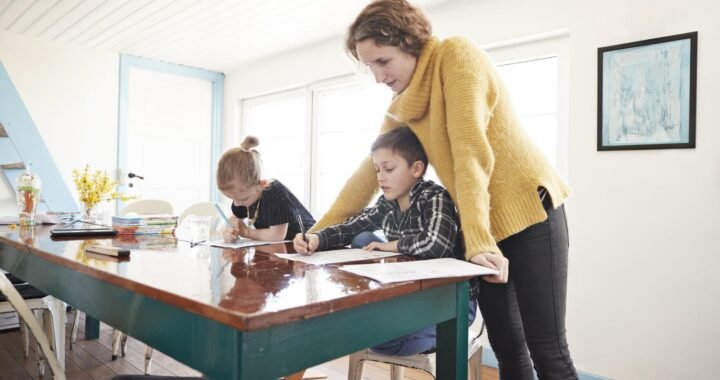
347, 351, 365, 380
468, 346, 483, 380
21, 321, 30, 357
389, 365, 404, 380
111, 330, 123, 360
43, 297, 66, 370
34, 308, 47, 377
144, 346, 154, 374
70, 308, 80, 349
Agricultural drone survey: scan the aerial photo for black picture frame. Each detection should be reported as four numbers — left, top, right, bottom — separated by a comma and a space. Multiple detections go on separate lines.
597, 32, 697, 151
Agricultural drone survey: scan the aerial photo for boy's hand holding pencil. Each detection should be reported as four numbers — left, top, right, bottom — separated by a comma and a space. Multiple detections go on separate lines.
293, 233, 319, 255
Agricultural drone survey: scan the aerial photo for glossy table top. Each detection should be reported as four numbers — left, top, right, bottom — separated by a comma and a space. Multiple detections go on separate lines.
0, 225, 458, 331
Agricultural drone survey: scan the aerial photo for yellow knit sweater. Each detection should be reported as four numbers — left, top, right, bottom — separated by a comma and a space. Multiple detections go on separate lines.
312, 36, 571, 259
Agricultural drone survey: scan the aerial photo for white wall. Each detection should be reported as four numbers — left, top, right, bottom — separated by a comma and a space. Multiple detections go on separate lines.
0, 32, 118, 214
225, 0, 720, 378
567, 0, 720, 379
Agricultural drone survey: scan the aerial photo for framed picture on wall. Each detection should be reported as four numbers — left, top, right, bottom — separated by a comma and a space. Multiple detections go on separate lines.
597, 32, 697, 151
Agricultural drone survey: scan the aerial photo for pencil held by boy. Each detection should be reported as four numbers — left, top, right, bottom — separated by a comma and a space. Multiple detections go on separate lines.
293, 127, 462, 262
217, 136, 315, 243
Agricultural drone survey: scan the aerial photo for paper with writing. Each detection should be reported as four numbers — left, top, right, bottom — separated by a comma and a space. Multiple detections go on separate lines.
339, 257, 499, 283
274, 248, 401, 265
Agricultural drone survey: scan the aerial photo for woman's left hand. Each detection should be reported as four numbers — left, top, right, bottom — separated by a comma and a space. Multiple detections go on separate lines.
471, 252, 509, 283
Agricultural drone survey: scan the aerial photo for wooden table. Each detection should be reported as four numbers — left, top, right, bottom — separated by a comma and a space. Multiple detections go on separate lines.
0, 225, 470, 379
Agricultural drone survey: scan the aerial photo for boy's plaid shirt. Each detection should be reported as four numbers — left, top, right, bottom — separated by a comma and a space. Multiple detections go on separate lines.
316, 179, 464, 260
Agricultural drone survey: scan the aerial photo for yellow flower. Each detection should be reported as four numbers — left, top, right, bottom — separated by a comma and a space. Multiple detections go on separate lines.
72, 165, 135, 210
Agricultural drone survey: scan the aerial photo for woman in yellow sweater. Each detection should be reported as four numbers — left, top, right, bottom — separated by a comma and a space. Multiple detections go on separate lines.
312, 0, 578, 378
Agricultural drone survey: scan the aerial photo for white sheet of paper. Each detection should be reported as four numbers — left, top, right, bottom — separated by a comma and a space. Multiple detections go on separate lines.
339, 257, 499, 283
205, 238, 288, 249
274, 248, 402, 265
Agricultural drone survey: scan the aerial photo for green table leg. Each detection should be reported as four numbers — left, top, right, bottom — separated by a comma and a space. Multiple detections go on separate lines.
436, 281, 469, 379
85, 315, 100, 339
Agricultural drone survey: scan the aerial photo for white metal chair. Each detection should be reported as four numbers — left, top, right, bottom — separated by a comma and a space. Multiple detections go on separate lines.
347, 321, 485, 380
118, 199, 174, 216
69, 199, 175, 372
0, 272, 66, 379
179, 201, 225, 232
109, 199, 175, 373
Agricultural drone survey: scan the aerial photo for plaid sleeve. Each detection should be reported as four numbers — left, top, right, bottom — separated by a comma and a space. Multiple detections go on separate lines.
316, 199, 386, 250
396, 191, 459, 259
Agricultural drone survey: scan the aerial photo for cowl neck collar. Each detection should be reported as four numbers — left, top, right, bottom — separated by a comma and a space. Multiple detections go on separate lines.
387, 37, 438, 124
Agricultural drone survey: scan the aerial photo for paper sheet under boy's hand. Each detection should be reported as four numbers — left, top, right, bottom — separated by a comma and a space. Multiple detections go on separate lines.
339, 257, 499, 283
205, 238, 288, 249
275, 248, 402, 265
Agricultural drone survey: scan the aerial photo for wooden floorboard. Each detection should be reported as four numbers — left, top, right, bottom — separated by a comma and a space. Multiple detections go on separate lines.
0, 310, 499, 379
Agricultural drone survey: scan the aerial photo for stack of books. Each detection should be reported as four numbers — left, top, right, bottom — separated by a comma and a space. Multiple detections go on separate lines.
111, 214, 178, 235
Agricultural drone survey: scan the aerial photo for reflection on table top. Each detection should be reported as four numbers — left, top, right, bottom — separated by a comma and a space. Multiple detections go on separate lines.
0, 225, 447, 331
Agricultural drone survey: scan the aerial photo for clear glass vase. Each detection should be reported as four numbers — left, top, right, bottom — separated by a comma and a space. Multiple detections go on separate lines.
82, 204, 99, 223
16, 169, 41, 226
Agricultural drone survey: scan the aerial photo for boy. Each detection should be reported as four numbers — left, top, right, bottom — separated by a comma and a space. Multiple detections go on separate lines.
292, 126, 476, 356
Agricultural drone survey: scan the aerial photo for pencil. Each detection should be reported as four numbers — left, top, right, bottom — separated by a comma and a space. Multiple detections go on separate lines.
297, 214, 307, 243
215, 203, 231, 227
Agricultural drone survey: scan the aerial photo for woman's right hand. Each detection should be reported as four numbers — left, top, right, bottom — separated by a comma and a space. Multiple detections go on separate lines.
470, 252, 509, 283
222, 216, 243, 242
293, 233, 319, 255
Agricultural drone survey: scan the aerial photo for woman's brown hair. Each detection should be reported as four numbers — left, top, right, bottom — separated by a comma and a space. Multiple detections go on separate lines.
216, 136, 263, 190
345, 0, 432, 60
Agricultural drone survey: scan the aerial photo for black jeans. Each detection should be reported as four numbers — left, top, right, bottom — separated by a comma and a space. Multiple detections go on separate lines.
476, 197, 578, 380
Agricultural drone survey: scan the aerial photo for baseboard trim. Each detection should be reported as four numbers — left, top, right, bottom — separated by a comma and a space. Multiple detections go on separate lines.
481, 347, 609, 380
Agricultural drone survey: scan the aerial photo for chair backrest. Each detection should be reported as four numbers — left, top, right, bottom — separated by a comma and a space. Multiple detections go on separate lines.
179, 202, 225, 232
119, 199, 174, 216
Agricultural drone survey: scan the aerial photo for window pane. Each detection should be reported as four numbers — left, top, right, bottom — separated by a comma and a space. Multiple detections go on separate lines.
496, 57, 558, 167
243, 93, 307, 203
314, 83, 392, 216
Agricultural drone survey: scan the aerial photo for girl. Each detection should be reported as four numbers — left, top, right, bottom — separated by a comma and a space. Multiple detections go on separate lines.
217, 136, 315, 242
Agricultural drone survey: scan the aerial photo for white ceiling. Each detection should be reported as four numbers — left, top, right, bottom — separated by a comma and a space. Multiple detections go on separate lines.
0, 0, 468, 72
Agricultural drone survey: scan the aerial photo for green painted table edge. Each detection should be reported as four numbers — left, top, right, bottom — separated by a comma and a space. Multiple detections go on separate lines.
0, 239, 469, 379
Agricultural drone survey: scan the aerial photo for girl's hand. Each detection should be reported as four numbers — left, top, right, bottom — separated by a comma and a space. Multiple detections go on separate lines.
470, 252, 509, 283
222, 216, 243, 242
293, 233, 319, 255
222, 225, 238, 242
235, 221, 251, 238
363, 240, 398, 252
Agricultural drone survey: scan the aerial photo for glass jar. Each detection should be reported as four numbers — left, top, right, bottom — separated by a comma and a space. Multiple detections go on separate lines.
16, 169, 41, 226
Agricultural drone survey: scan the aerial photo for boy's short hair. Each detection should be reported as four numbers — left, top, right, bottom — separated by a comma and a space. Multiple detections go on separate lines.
371, 127, 428, 174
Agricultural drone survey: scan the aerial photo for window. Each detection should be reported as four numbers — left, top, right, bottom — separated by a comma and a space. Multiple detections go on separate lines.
240, 35, 567, 216
312, 80, 392, 216
487, 33, 569, 177
242, 90, 308, 203
496, 56, 559, 167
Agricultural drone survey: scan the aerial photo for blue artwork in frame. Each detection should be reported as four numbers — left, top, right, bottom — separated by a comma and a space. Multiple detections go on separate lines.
598, 32, 697, 150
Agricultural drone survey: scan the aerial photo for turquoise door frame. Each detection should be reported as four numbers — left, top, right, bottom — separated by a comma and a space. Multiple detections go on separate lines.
117, 55, 224, 211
